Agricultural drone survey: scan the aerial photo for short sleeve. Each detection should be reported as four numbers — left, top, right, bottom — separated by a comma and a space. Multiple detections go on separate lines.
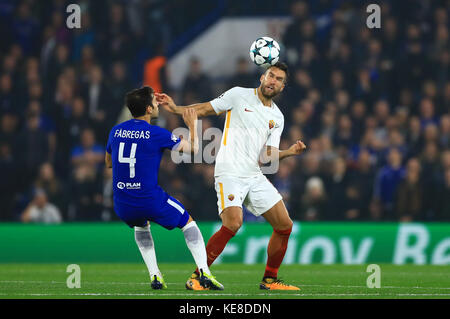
266, 120, 284, 148
156, 127, 181, 150
210, 87, 240, 114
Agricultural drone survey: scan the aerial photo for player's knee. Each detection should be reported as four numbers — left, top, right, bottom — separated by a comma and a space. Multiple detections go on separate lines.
277, 218, 293, 232
223, 218, 242, 233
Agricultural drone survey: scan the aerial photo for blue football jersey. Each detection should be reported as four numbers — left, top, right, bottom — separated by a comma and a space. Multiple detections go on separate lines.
106, 119, 181, 205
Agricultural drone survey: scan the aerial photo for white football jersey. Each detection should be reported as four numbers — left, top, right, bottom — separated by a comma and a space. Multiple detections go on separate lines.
210, 87, 285, 178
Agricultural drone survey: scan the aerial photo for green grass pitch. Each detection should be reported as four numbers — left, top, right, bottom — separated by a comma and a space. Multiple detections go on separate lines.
0, 263, 449, 299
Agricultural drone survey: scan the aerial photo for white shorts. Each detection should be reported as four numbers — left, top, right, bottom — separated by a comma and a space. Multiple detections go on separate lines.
214, 174, 283, 216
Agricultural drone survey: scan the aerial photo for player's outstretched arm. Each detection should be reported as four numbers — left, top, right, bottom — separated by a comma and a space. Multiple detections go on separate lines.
262, 141, 307, 163
176, 108, 199, 154
155, 93, 216, 117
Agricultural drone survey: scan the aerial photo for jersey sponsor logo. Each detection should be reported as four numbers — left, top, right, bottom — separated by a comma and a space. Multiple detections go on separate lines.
269, 120, 275, 129
114, 129, 150, 139
117, 181, 141, 190
228, 194, 235, 201
171, 134, 178, 142
244, 108, 253, 112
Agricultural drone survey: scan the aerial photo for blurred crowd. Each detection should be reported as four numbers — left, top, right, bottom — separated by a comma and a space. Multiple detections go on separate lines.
0, 0, 449, 223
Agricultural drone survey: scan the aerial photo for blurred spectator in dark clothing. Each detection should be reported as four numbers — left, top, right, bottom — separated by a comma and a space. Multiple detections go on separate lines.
348, 150, 376, 203
371, 147, 405, 220
68, 163, 103, 221
420, 142, 442, 219
11, 2, 39, 55
82, 65, 110, 143
78, 45, 97, 83
15, 111, 50, 192
33, 162, 66, 215
406, 116, 423, 157
419, 98, 439, 128
0, 73, 17, 114
182, 57, 213, 103
284, 68, 312, 107
298, 176, 327, 221
227, 57, 257, 89
434, 168, 450, 221
441, 82, 450, 112
439, 115, 450, 149
333, 114, 354, 156
27, 100, 56, 162
70, 127, 104, 170
46, 43, 70, 91
395, 158, 423, 222
283, 1, 310, 56
21, 188, 62, 224
0, 141, 19, 221
398, 26, 429, 92
354, 68, 379, 106
65, 96, 94, 150
40, 26, 57, 86
325, 156, 350, 220
297, 42, 324, 85
97, 3, 134, 65
50, 10, 71, 45
433, 48, 449, 91
0, 112, 19, 145
72, 12, 95, 62
350, 100, 367, 139
107, 61, 133, 128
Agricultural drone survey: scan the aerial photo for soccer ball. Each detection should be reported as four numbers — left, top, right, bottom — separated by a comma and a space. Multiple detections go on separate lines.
249, 36, 281, 68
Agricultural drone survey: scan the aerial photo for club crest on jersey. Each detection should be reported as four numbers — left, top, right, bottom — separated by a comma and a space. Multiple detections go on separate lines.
228, 194, 235, 201
269, 120, 275, 129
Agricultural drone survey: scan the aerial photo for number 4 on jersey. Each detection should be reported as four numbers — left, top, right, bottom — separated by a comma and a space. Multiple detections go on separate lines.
118, 142, 137, 178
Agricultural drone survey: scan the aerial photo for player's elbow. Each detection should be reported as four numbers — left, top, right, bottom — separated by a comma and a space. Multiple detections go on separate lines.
191, 143, 199, 155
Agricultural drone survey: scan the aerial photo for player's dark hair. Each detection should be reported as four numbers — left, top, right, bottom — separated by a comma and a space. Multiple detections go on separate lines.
125, 86, 154, 118
267, 62, 289, 83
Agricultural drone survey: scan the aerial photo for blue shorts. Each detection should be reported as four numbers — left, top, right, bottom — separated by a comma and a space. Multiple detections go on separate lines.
114, 193, 190, 230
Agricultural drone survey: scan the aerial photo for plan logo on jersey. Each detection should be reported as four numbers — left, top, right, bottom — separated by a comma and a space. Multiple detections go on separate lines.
171, 134, 178, 142
269, 120, 275, 129
228, 194, 235, 201
117, 182, 141, 190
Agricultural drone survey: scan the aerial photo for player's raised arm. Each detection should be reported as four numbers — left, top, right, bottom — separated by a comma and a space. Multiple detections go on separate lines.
262, 141, 307, 164
175, 108, 199, 154
155, 93, 216, 117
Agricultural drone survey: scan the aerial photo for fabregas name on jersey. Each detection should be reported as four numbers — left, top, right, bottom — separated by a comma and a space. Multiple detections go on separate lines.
114, 129, 151, 139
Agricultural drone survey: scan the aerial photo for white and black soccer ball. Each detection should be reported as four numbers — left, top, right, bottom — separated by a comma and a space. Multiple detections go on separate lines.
249, 36, 281, 68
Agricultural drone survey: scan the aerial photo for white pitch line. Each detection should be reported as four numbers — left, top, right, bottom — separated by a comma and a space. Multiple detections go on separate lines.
1, 280, 450, 290
0, 293, 449, 297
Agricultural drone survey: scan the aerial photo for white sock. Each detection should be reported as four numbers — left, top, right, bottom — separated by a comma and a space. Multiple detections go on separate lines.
134, 225, 161, 278
182, 221, 211, 276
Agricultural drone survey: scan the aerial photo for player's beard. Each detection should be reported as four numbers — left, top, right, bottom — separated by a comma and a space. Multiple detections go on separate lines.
261, 83, 280, 99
